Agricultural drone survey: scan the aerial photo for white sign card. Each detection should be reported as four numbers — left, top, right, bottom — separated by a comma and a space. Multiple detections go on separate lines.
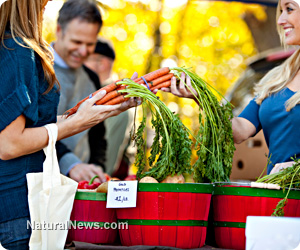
106, 180, 138, 208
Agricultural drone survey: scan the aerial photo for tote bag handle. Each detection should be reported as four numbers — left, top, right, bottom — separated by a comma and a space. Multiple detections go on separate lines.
43, 124, 61, 190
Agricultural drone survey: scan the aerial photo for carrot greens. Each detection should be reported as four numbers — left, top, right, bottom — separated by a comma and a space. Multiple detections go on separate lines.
117, 78, 192, 182
170, 67, 235, 183
116, 66, 235, 183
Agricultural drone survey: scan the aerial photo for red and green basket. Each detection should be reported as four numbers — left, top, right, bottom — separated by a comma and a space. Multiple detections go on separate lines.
213, 183, 300, 250
116, 183, 213, 249
67, 191, 118, 244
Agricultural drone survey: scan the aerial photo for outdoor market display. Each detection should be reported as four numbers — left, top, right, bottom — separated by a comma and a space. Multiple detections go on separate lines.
65, 67, 236, 248
65, 67, 235, 184
212, 183, 300, 250
66, 67, 300, 250
64, 68, 300, 249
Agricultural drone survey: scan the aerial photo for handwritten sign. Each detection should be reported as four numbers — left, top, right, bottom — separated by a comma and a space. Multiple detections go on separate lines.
106, 181, 138, 208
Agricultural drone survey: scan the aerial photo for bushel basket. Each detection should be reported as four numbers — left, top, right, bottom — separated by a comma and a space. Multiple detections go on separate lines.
116, 183, 213, 249
67, 191, 118, 244
212, 182, 300, 250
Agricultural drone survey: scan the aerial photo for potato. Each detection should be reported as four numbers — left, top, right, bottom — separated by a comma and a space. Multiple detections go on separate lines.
161, 174, 185, 183
110, 177, 120, 181
96, 182, 108, 193
139, 176, 159, 183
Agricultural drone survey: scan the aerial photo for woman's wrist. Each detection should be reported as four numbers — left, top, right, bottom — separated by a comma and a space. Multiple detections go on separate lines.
56, 115, 85, 141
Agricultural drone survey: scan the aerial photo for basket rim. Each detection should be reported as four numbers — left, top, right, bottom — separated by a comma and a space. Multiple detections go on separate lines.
138, 183, 213, 193
213, 182, 300, 199
75, 191, 107, 201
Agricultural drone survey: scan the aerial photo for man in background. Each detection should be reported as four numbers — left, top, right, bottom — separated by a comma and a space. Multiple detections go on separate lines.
53, 0, 107, 182
85, 40, 136, 179
85, 40, 116, 85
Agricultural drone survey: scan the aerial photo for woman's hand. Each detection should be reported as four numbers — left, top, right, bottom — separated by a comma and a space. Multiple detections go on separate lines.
72, 90, 120, 127
69, 91, 140, 131
270, 161, 295, 174
157, 72, 198, 101
69, 163, 107, 183
58, 72, 141, 140
102, 71, 141, 116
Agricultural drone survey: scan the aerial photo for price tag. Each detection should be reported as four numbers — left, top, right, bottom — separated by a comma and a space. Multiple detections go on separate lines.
106, 181, 138, 208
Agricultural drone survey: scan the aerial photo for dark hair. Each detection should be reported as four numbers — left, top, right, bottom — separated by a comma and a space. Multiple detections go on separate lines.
94, 40, 116, 60
57, 0, 102, 32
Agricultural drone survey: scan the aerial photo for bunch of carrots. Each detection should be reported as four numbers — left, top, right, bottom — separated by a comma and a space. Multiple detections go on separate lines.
63, 67, 192, 183
64, 67, 174, 117
64, 66, 235, 185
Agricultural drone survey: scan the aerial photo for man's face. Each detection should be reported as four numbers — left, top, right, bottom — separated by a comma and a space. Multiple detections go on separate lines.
55, 18, 100, 69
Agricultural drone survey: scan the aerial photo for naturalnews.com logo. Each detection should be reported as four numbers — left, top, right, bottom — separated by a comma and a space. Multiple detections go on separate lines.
27, 220, 128, 231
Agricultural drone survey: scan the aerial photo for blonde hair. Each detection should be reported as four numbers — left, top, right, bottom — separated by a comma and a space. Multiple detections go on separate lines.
254, 0, 300, 111
0, 0, 58, 92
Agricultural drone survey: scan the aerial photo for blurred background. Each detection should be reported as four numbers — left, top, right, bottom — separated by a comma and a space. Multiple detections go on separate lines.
44, 0, 288, 180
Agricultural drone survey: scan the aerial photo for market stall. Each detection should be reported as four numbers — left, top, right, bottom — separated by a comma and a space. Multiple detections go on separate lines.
62, 66, 300, 250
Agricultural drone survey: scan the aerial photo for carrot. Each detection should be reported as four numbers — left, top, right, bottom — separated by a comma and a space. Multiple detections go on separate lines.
104, 95, 129, 105
64, 68, 170, 118
95, 90, 120, 105
150, 80, 172, 91
149, 73, 173, 87
95, 86, 126, 105
64, 82, 118, 117
135, 67, 170, 85
116, 85, 127, 91
99, 82, 119, 93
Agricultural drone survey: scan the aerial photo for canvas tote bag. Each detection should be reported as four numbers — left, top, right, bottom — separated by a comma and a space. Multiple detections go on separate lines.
27, 124, 78, 250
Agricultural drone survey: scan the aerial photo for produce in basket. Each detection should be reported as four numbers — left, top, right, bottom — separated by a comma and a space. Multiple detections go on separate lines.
256, 157, 300, 216
160, 174, 185, 183
139, 176, 159, 183
77, 175, 101, 189
95, 178, 121, 193
96, 182, 108, 193
124, 174, 137, 181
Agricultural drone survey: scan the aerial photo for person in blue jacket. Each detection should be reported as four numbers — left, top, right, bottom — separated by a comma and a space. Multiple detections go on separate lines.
159, 0, 300, 175
0, 0, 139, 249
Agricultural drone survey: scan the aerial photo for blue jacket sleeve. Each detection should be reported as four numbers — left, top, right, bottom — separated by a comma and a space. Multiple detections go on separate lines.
0, 40, 39, 131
